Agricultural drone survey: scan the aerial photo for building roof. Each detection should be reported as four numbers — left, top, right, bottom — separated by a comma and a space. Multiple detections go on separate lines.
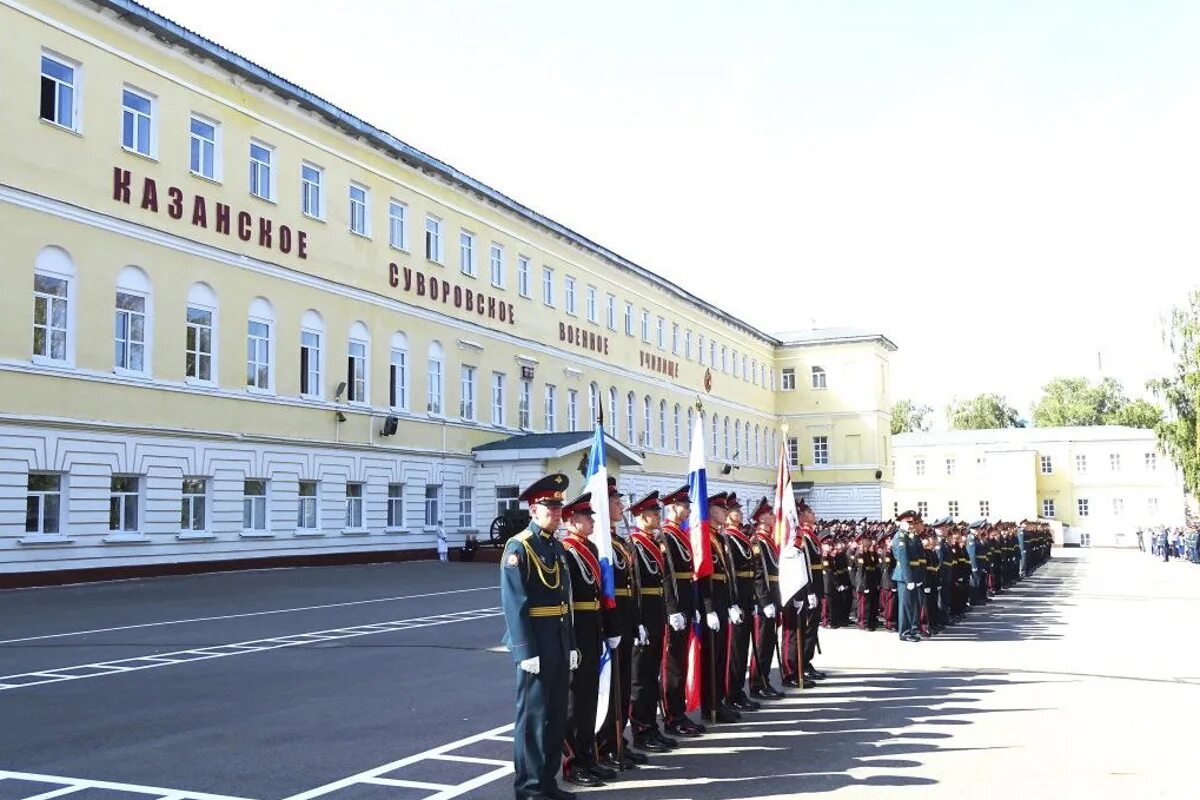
775, 328, 898, 351
472, 431, 643, 466
893, 425, 1158, 448
94, 0, 794, 347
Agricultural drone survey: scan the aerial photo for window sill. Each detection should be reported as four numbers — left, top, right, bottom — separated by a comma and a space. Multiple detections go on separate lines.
104, 533, 151, 544
460, 271, 478, 280
349, 230, 372, 240
18, 535, 75, 545
302, 211, 327, 224
189, 170, 223, 187
294, 529, 326, 537
185, 377, 217, 389
121, 146, 158, 163
40, 118, 83, 137
340, 529, 371, 536
114, 368, 152, 381
250, 192, 277, 206
177, 532, 217, 541
389, 244, 410, 254
384, 528, 409, 535
246, 386, 275, 397
426, 412, 447, 420
426, 258, 444, 267
31, 356, 74, 370
239, 531, 275, 539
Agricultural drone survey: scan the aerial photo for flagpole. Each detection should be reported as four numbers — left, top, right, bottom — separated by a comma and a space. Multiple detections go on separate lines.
612, 646, 623, 764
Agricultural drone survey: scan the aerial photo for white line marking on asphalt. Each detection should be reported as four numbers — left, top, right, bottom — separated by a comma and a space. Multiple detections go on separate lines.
363, 777, 453, 791
429, 754, 510, 766
0, 585, 497, 645
17, 786, 87, 800
0, 606, 503, 692
0, 770, 256, 800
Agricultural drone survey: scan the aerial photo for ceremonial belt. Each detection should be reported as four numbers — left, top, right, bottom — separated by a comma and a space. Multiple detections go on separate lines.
768, 576, 779, 582
909, 560, 921, 566
573, 600, 601, 612
712, 573, 727, 582
811, 564, 825, 570
673, 572, 693, 580
529, 604, 568, 618
640, 587, 663, 596
615, 588, 633, 597
735, 570, 754, 578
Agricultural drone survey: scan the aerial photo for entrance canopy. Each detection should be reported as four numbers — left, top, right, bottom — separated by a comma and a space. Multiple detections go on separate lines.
472, 431, 643, 467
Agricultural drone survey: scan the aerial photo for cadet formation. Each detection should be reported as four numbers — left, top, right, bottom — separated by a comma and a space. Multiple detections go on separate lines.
499, 474, 1055, 800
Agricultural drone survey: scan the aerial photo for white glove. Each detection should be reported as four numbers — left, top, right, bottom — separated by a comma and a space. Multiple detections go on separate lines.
519, 656, 540, 675
569, 649, 581, 671
906, 582, 916, 590
606, 636, 621, 649
668, 613, 686, 631
793, 599, 804, 610
706, 611, 720, 631
638, 624, 649, 644
694, 611, 701, 624
923, 587, 931, 594
729, 606, 744, 625
971, 569, 978, 573
837, 585, 847, 592
808, 593, 818, 608
763, 603, 776, 619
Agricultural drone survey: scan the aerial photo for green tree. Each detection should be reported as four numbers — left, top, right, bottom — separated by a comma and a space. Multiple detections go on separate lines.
1150, 290, 1200, 497
890, 399, 933, 434
947, 393, 1020, 430
1110, 398, 1164, 430
1031, 376, 1164, 429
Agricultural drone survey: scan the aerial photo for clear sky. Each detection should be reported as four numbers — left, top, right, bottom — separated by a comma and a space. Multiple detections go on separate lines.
142, 0, 1200, 422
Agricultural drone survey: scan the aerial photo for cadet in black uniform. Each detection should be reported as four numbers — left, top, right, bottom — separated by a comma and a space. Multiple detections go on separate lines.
855, 533, 881, 631
699, 492, 739, 724
500, 474, 575, 800
629, 491, 679, 752
660, 485, 704, 738
721, 493, 760, 712
749, 499, 784, 699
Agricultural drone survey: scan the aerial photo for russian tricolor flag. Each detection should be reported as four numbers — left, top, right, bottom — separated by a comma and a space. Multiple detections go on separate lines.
585, 423, 616, 732
682, 410, 711, 713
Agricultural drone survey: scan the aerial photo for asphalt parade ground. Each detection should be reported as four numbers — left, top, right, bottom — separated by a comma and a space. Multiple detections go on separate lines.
3, 549, 1199, 800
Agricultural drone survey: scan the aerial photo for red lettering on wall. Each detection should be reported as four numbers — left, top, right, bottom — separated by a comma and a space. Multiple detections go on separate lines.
258, 218, 272, 248
430, 274, 440, 301
297, 231, 308, 259
191, 196, 207, 228
389, 263, 400, 288
416, 273, 426, 296
215, 203, 231, 235
140, 178, 158, 212
167, 187, 183, 220
113, 168, 131, 203
237, 211, 253, 242
279, 225, 292, 254
454, 286, 463, 308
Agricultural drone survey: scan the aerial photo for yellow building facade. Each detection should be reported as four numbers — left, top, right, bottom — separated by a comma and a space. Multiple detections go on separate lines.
0, 0, 895, 577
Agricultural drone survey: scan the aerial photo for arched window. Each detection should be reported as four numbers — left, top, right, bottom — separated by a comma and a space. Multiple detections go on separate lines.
32, 246, 76, 365
608, 387, 619, 439
588, 382, 599, 425
626, 391, 636, 446
115, 265, 153, 375
734, 421, 742, 462
643, 395, 652, 447
299, 309, 325, 398
673, 404, 682, 452
711, 413, 719, 458
186, 282, 218, 384
686, 407, 694, 449
659, 400, 668, 450
347, 321, 370, 404
754, 425, 761, 465
389, 331, 408, 409
247, 296, 275, 391
723, 417, 730, 460
427, 340, 444, 414
743, 422, 750, 465
811, 365, 827, 389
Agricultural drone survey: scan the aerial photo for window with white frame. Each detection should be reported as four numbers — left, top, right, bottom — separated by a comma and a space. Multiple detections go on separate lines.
489, 244, 504, 287
190, 115, 219, 180
243, 479, 268, 531
1042, 498, 1056, 518
720, 345, 728, 373
731, 349, 738, 376
1148, 497, 1159, 516
459, 486, 473, 528
1145, 452, 1157, 470
687, 407, 694, 448
345, 483, 364, 529
1112, 498, 1124, 516
643, 396, 653, 448
741, 354, 748, 380
811, 366, 827, 389
627, 392, 637, 446
948, 500, 959, 518
699, 335, 707, 365
787, 437, 799, 467
25, 473, 62, 535
608, 387, 619, 438
347, 337, 367, 403
460, 365, 476, 420
301, 163, 324, 218
588, 383, 599, 425
519, 379, 532, 429
180, 478, 207, 533
491, 372, 505, 426
389, 333, 408, 410
121, 87, 154, 156
425, 216, 443, 262
387, 483, 404, 528
186, 305, 215, 384
659, 400, 667, 449
496, 486, 520, 517
544, 384, 557, 432
586, 286, 597, 323
33, 272, 70, 363
671, 323, 679, 355
915, 458, 926, 477
459, 231, 475, 276
606, 294, 616, 330
426, 341, 444, 415
349, 183, 369, 236
813, 436, 829, 465
109, 475, 140, 532
424, 484, 440, 527
517, 256, 531, 297
564, 276, 577, 315
300, 327, 321, 398
624, 303, 634, 336
542, 266, 555, 306
387, 200, 407, 249
641, 310, 650, 343
946, 458, 956, 475
40, 52, 78, 130
1040, 455, 1053, 474
249, 140, 274, 200
114, 290, 147, 373
1077, 498, 1089, 517
1076, 454, 1087, 473
674, 404, 682, 452
297, 480, 318, 530
1110, 453, 1121, 471
656, 317, 665, 350
567, 389, 578, 432
980, 500, 990, 517
917, 501, 929, 518
684, 330, 692, 360
712, 414, 720, 458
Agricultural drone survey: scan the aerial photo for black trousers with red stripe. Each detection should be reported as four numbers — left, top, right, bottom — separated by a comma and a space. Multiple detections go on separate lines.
856, 589, 879, 630
660, 626, 689, 727
630, 628, 664, 736
700, 616, 730, 720
564, 619, 601, 774
750, 612, 778, 690
726, 601, 754, 702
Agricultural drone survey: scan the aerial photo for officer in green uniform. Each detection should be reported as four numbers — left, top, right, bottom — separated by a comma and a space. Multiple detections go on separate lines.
500, 473, 577, 800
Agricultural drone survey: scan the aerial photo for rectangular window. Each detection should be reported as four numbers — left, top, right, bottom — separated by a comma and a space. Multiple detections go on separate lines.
301, 163, 324, 218
946, 458, 955, 475
787, 437, 799, 467
387, 483, 404, 528
567, 389, 578, 432
1145, 452, 1157, 470
489, 244, 504, 287
1075, 454, 1087, 473
656, 317, 666, 349
349, 183, 369, 236
189, 115, 218, 180
300, 329, 321, 397
781, 368, 796, 390
517, 256, 531, 297
425, 216, 443, 262
1077, 498, 1089, 518
699, 335, 707, 365
624, 302, 634, 336
812, 436, 829, 465
1112, 498, 1124, 516
685, 330, 692, 360
33, 273, 69, 362
948, 500, 959, 518
458, 486, 473, 528
114, 291, 147, 373
1040, 455, 1053, 475
980, 500, 990, 517
811, 366, 827, 389
518, 379, 532, 429
564, 276, 577, 315
491, 372, 505, 426
460, 231, 476, 276
917, 500, 929, 518
297, 480, 318, 530
460, 365, 476, 420
1042, 498, 1056, 518
40, 53, 78, 130
121, 87, 154, 156
544, 384, 557, 432
178, 479, 205, 534
586, 286, 597, 323
671, 323, 679, 354
25, 473, 62, 535
542, 267, 555, 306
1110, 453, 1121, 472
388, 200, 407, 249
185, 307, 213, 383
109, 475, 139, 532
496, 486, 520, 517
641, 310, 650, 343
721, 346, 728, 373
606, 294, 616, 330
347, 340, 366, 402
427, 356, 443, 415
243, 479, 268, 531
424, 484, 440, 527
345, 483, 364, 529
915, 459, 926, 477
247, 320, 272, 390
249, 141, 274, 200
389, 347, 408, 410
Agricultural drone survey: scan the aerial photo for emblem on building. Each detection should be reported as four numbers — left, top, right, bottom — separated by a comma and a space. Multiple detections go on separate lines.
703, 368, 712, 393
